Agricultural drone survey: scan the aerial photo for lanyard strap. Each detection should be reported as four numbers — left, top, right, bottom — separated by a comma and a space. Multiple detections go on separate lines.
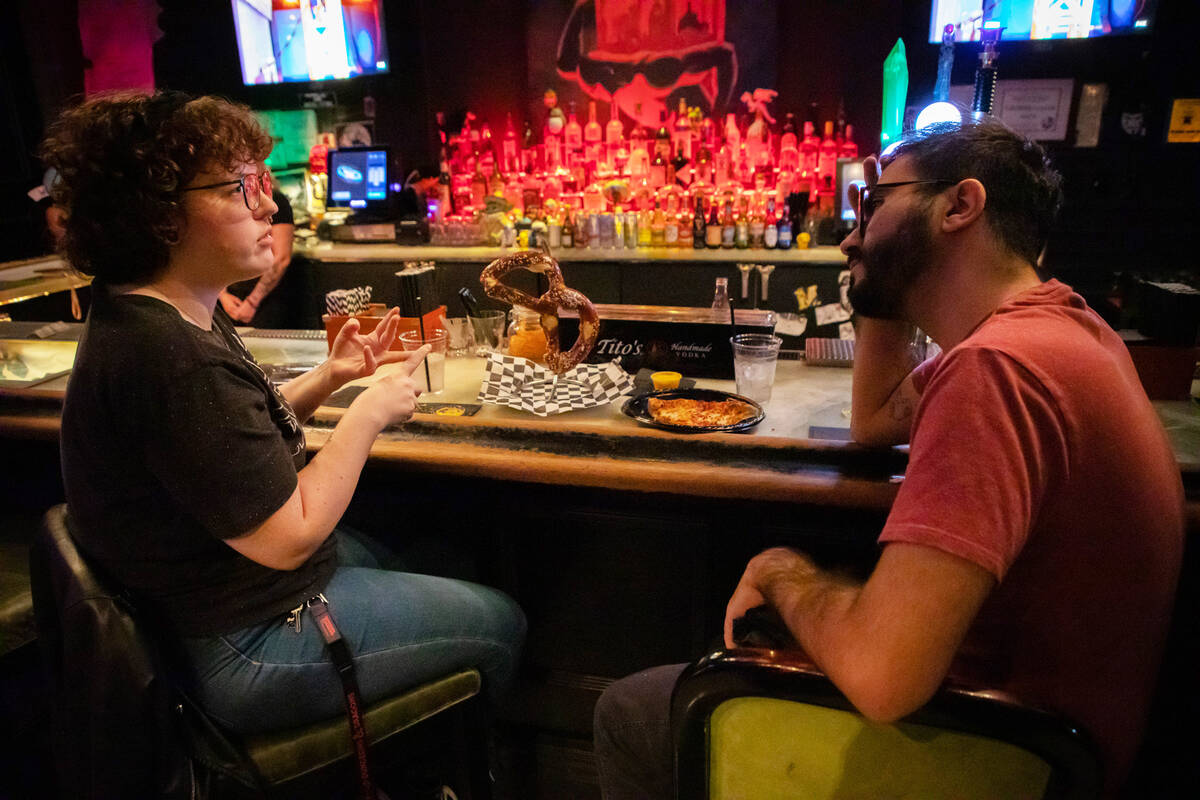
307, 594, 375, 800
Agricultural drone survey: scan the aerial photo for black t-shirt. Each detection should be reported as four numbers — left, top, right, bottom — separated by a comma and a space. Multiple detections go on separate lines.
61, 288, 337, 636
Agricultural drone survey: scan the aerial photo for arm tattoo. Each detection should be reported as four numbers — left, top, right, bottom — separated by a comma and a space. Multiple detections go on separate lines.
890, 396, 914, 422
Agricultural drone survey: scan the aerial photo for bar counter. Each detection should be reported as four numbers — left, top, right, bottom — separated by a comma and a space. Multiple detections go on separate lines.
2, 326, 1198, 514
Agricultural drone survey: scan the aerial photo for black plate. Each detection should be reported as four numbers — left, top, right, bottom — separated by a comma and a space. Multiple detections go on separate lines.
621, 388, 765, 434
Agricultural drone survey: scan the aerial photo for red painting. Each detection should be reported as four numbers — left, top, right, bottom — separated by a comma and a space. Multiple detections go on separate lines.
534, 0, 776, 130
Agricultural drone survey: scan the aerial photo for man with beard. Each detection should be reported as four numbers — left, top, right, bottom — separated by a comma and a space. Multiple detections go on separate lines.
592, 120, 1183, 800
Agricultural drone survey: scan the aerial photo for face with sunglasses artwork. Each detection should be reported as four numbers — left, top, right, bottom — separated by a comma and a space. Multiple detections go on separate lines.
176, 164, 279, 289
839, 154, 957, 321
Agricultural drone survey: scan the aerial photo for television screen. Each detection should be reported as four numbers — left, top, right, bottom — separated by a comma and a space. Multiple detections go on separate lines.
327, 147, 389, 210
930, 0, 1157, 43
232, 0, 389, 85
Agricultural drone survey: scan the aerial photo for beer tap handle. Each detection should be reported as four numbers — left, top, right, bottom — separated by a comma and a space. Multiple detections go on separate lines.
757, 263, 775, 303
737, 262, 753, 300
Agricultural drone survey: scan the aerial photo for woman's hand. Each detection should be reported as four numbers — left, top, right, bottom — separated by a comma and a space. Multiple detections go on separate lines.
327, 307, 416, 389
351, 344, 431, 430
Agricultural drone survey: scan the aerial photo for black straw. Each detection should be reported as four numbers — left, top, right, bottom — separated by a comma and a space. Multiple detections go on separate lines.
458, 287, 480, 317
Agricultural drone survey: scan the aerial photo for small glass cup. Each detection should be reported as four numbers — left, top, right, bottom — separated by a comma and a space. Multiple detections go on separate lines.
443, 316, 474, 358
468, 310, 506, 357
730, 333, 783, 403
398, 328, 448, 393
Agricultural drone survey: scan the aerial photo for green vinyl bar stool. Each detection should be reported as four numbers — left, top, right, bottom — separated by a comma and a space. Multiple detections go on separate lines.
672, 648, 1102, 800
31, 503, 491, 799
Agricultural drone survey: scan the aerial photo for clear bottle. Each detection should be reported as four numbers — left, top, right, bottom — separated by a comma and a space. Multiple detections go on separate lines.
584, 101, 603, 165
507, 306, 548, 364
712, 276, 732, 315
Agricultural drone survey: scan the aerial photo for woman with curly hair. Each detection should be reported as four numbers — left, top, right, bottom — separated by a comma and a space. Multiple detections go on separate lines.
43, 91, 525, 738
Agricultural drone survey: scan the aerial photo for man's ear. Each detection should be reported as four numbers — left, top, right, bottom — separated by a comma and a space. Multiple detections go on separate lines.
940, 178, 986, 233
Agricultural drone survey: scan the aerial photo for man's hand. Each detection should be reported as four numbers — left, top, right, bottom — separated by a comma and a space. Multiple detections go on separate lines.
724, 547, 819, 648
327, 307, 419, 389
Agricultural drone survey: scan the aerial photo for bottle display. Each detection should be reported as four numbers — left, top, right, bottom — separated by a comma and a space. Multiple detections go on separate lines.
423, 91, 862, 251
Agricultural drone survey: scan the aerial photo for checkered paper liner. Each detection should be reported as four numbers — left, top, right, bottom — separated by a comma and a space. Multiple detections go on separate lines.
476, 354, 636, 416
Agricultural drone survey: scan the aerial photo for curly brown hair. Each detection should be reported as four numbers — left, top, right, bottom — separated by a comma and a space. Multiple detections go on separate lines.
39, 91, 273, 285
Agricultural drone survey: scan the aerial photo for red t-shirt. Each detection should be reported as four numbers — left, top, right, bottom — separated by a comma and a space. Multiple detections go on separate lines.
881, 280, 1183, 793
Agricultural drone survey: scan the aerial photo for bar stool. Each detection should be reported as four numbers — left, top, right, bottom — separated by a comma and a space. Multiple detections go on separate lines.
672, 648, 1102, 800
30, 503, 491, 799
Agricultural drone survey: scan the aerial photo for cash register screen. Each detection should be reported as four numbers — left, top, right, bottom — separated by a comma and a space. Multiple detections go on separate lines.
327, 147, 389, 210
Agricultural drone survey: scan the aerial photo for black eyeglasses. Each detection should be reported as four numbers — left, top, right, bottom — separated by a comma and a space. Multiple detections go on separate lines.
856, 179, 955, 235
182, 171, 273, 211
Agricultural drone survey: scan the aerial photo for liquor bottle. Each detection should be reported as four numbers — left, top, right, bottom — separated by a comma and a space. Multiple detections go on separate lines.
564, 102, 583, 160
584, 101, 603, 166
521, 118, 537, 173
663, 207, 679, 247
504, 172, 523, 215
628, 108, 650, 183
724, 113, 741, 153
705, 200, 722, 249
470, 159, 487, 206
561, 207, 574, 247
777, 206, 793, 250
733, 144, 752, 187
712, 277, 732, 314
479, 123, 496, 176
637, 203, 652, 248
778, 112, 799, 172
735, 199, 750, 249
624, 209, 638, 248
800, 119, 819, 194
839, 123, 859, 160
818, 121, 838, 196
746, 108, 769, 172
764, 199, 779, 249
694, 140, 713, 185
488, 162, 504, 196
502, 113, 520, 175
721, 200, 735, 249
672, 150, 691, 188
649, 147, 667, 188
673, 97, 692, 161
654, 109, 672, 161
650, 199, 666, 246
574, 207, 589, 248
678, 208, 693, 248
749, 200, 765, 249
436, 147, 452, 218
605, 99, 624, 168
545, 94, 566, 170
692, 196, 706, 249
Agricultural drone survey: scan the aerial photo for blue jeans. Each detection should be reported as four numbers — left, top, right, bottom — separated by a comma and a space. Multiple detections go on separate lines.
593, 663, 687, 800
180, 531, 526, 734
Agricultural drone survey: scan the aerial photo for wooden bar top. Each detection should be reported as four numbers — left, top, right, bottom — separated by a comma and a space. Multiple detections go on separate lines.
3, 327, 1198, 512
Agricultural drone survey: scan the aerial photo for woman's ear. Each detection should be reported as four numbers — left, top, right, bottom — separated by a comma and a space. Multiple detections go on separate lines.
941, 178, 986, 233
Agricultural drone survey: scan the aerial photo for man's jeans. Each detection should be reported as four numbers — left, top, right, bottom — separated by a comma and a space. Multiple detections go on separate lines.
181, 532, 526, 734
593, 663, 688, 800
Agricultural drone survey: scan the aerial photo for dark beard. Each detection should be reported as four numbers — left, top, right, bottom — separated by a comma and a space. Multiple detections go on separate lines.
846, 208, 935, 320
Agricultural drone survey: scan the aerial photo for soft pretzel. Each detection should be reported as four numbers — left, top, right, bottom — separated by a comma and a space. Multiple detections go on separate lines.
480, 251, 600, 373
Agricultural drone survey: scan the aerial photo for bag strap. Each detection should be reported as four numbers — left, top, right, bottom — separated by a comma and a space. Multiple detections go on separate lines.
307, 594, 375, 800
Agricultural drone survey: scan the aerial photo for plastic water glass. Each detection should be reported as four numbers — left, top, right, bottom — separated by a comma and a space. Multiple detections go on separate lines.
399, 329, 448, 393
730, 333, 783, 403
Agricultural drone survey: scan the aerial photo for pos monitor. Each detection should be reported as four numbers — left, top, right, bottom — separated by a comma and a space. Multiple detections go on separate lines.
327, 146, 391, 217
